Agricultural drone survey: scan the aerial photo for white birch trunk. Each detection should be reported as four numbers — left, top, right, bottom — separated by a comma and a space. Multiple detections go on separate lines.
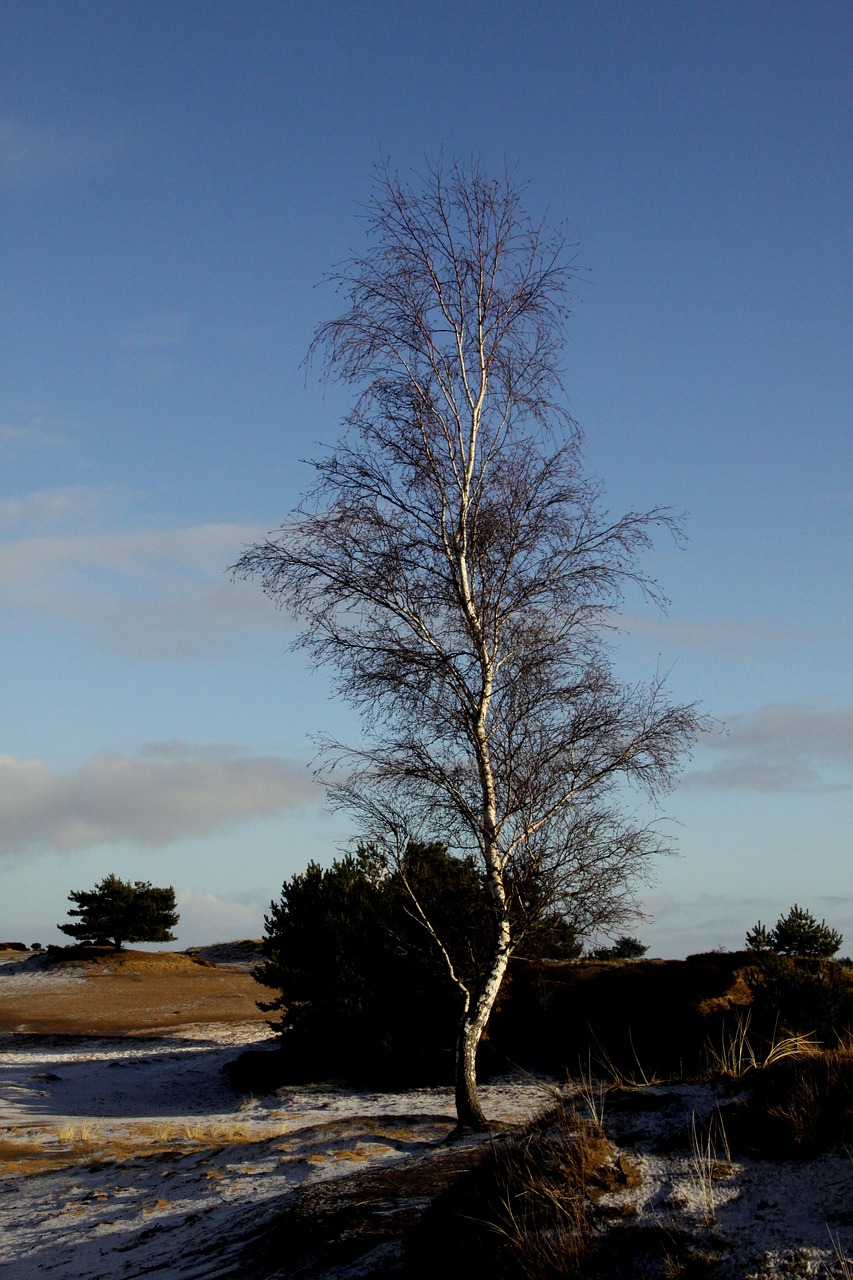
454, 923, 512, 1128
235, 161, 703, 1134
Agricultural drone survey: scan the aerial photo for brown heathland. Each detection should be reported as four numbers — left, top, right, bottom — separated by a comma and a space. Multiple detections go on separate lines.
0, 947, 267, 1035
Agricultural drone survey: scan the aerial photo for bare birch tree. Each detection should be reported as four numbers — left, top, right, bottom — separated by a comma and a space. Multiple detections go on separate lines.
234, 159, 703, 1129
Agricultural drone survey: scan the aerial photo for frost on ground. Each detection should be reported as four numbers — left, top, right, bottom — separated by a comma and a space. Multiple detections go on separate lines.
2, 949, 853, 1279
583, 1082, 853, 1279
0, 1026, 548, 1279
0, 948, 551, 1280
5, 1040, 853, 1280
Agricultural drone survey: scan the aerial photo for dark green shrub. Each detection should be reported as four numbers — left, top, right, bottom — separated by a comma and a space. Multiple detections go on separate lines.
256, 840, 586, 1085
255, 843, 494, 1083
747, 952, 850, 1043
590, 935, 648, 960
746, 904, 842, 958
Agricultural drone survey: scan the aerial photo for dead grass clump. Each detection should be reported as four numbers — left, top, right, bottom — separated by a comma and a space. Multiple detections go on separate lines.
705, 1010, 819, 1080
56, 1120, 100, 1143
408, 1102, 638, 1278
688, 1109, 732, 1226
730, 1047, 853, 1157
0, 1125, 109, 1177
0, 1137, 66, 1178
828, 1228, 853, 1279
174, 1120, 253, 1145
654, 1229, 723, 1279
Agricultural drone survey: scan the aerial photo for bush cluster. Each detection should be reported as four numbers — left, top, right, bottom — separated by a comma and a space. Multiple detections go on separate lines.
255, 842, 580, 1085
747, 953, 849, 1043
746, 904, 842, 958
589, 935, 648, 961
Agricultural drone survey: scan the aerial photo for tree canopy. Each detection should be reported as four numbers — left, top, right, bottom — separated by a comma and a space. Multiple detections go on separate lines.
58, 874, 179, 952
235, 158, 702, 1126
256, 841, 580, 1083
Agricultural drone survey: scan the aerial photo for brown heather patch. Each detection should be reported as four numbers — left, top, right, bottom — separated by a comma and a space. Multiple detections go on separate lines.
0, 947, 267, 1034
0, 1117, 277, 1178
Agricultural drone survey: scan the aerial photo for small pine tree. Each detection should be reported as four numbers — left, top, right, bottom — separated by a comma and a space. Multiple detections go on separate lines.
590, 935, 648, 960
745, 921, 773, 952
745, 904, 841, 959
58, 874, 179, 951
771, 904, 842, 958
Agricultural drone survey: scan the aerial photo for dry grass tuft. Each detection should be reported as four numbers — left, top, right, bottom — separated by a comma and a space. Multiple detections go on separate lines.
56, 1121, 100, 1147
705, 1010, 819, 1080
689, 1109, 731, 1226
590, 1031, 665, 1089
828, 1227, 853, 1279
408, 1100, 640, 1278
730, 1046, 853, 1157
465, 1112, 602, 1277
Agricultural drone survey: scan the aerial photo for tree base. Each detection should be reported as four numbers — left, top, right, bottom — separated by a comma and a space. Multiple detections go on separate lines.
442, 1118, 495, 1142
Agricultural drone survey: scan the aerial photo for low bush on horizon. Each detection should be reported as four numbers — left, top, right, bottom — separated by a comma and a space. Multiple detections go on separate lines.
746, 904, 842, 959
588, 935, 648, 961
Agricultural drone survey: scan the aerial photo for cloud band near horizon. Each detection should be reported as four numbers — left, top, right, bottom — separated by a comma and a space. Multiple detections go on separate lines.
0, 744, 317, 857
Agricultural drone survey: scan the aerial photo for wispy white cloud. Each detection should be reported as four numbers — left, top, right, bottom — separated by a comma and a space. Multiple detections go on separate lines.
0, 489, 287, 653
684, 703, 853, 792
621, 613, 808, 658
0, 744, 316, 858
0, 422, 68, 454
0, 113, 119, 185
0, 485, 142, 534
120, 315, 188, 352
174, 887, 267, 946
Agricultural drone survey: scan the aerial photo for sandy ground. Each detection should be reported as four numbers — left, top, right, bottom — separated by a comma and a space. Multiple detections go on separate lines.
2, 947, 852, 1278
0, 943, 270, 1036
0, 948, 551, 1279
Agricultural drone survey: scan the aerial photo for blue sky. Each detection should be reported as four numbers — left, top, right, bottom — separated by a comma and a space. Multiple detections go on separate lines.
1, 1, 850, 955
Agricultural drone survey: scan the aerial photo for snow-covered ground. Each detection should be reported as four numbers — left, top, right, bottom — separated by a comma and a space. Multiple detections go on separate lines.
2, 951, 853, 1278
0, 1015, 551, 1279
589, 1082, 853, 1278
